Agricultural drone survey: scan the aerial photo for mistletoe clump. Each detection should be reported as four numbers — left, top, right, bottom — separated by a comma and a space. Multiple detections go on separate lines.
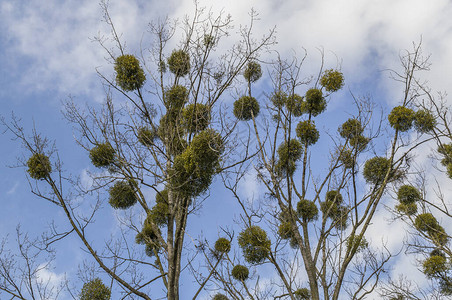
338, 149, 355, 169
89, 143, 115, 168
346, 234, 368, 253
397, 185, 421, 205
320, 69, 344, 92
276, 139, 303, 176
296, 120, 320, 146
233, 96, 260, 121
136, 215, 161, 256
27, 153, 52, 180
321, 192, 348, 230
171, 129, 224, 197
388, 106, 415, 132
395, 202, 418, 215
243, 61, 262, 83
325, 190, 343, 204
108, 180, 138, 209
278, 222, 295, 240
286, 94, 304, 116
165, 85, 188, 110
363, 156, 392, 184
303, 88, 326, 116
231, 264, 249, 281
414, 109, 436, 133
80, 278, 111, 300
415, 213, 449, 246
149, 190, 169, 227
423, 255, 448, 278
271, 91, 288, 109
137, 127, 157, 146
339, 118, 364, 140
294, 288, 311, 300
182, 103, 211, 133
168, 49, 190, 77
214, 237, 231, 254
212, 294, 229, 300
114, 54, 146, 91
297, 199, 318, 222
238, 226, 271, 264
203, 34, 215, 48
438, 144, 452, 178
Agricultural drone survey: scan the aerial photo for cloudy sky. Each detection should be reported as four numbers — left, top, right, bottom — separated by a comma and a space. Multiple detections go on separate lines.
1, 0, 452, 299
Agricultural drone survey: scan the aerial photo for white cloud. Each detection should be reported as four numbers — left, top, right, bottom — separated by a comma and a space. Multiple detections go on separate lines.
36, 263, 65, 296
6, 181, 19, 195
2, 0, 452, 106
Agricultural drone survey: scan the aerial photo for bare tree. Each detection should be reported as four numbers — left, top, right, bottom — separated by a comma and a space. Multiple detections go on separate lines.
204, 42, 442, 300
3, 2, 275, 299
381, 43, 452, 299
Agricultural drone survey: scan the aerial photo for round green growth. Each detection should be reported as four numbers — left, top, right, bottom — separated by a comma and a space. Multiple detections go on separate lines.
138, 127, 157, 146
320, 69, 344, 92
212, 294, 229, 300
80, 278, 111, 300
303, 88, 326, 116
271, 91, 288, 109
346, 234, 368, 253
397, 185, 421, 205
214, 237, 231, 254
294, 288, 311, 300
171, 129, 224, 197
243, 61, 262, 83
363, 156, 391, 184
286, 94, 304, 117
278, 222, 295, 240
278, 139, 303, 162
114, 55, 145, 92
333, 206, 348, 230
27, 153, 51, 180
231, 264, 249, 281
349, 135, 369, 152
277, 139, 303, 176
289, 237, 299, 249
89, 143, 115, 168
279, 207, 296, 223
415, 213, 439, 233
149, 190, 169, 226
326, 190, 343, 204
165, 85, 188, 110
414, 109, 436, 133
414, 213, 448, 245
339, 118, 363, 139
395, 202, 418, 215
388, 106, 415, 132
203, 34, 215, 48
320, 201, 348, 229
297, 199, 318, 222
238, 226, 271, 264
440, 279, 452, 296
430, 249, 446, 258
296, 120, 320, 146
447, 163, 452, 179
168, 49, 190, 77
423, 255, 448, 278
339, 149, 355, 169
136, 215, 161, 253
182, 103, 211, 133
108, 180, 138, 209
233, 96, 260, 121
438, 144, 452, 166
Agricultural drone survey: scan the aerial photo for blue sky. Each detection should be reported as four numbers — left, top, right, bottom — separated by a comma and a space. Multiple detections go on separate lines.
1, 0, 452, 299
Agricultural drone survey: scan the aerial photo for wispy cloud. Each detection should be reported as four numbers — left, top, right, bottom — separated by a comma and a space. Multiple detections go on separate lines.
6, 181, 19, 195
